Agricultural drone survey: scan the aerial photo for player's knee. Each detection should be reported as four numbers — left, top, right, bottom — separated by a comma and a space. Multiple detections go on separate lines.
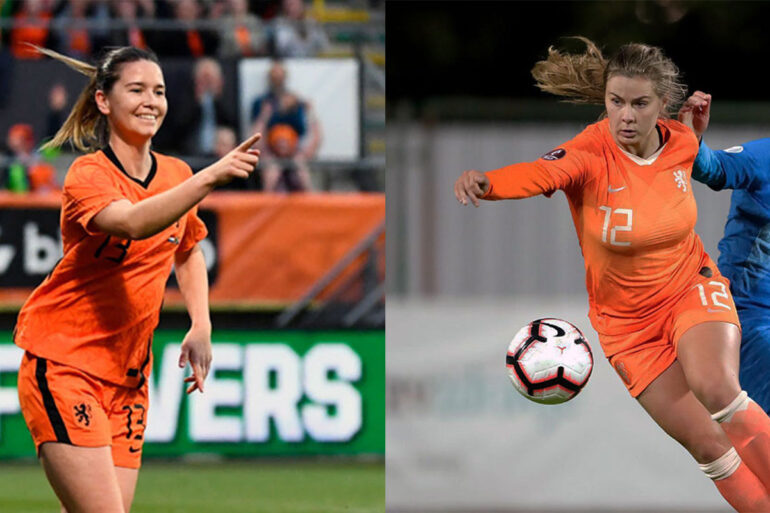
681, 429, 732, 464
688, 371, 742, 414
711, 390, 751, 424
698, 447, 741, 481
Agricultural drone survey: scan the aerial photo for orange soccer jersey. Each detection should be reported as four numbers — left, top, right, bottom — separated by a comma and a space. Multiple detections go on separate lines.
484, 118, 730, 357
14, 147, 207, 387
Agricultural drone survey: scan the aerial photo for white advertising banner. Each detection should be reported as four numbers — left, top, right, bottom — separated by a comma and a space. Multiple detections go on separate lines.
238, 58, 360, 161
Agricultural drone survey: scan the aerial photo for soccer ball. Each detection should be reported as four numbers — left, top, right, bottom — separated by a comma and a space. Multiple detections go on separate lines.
505, 318, 594, 404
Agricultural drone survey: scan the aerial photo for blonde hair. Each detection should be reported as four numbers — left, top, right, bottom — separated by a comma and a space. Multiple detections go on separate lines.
530, 36, 686, 117
35, 45, 161, 152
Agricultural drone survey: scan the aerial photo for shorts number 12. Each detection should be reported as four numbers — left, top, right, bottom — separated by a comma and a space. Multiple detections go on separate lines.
695, 281, 731, 310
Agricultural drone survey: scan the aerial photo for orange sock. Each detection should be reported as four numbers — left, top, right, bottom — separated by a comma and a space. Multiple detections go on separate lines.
712, 461, 770, 512
713, 391, 770, 491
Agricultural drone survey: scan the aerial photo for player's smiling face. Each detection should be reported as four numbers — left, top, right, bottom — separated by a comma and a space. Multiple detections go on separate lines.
96, 59, 168, 144
605, 75, 665, 158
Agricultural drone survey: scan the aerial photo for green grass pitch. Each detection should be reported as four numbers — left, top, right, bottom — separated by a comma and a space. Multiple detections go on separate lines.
0, 460, 384, 513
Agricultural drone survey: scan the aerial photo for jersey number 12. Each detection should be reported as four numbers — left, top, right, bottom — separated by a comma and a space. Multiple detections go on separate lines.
599, 206, 632, 247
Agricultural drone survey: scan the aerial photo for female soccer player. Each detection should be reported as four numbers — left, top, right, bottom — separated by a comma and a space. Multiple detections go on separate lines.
454, 38, 770, 512
14, 46, 261, 513
679, 91, 770, 415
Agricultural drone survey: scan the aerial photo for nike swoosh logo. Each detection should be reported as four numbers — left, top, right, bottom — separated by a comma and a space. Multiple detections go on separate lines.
608, 186, 626, 193
128, 447, 141, 453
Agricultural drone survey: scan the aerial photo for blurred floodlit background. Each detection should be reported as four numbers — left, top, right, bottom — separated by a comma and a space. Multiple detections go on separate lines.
386, 2, 770, 512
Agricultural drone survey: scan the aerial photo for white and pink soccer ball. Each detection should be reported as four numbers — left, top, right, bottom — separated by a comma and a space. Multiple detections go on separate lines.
506, 318, 594, 404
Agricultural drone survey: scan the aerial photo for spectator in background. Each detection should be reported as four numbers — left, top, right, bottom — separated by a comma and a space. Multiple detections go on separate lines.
218, 0, 266, 58
173, 58, 235, 155
106, 0, 153, 49
1, 123, 58, 193
44, 82, 69, 141
270, 0, 328, 58
251, 61, 321, 191
52, 0, 92, 59
150, 0, 219, 57
251, 0, 281, 20
9, 0, 54, 59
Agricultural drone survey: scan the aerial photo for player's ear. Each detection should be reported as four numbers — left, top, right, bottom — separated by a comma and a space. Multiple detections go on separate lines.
659, 94, 668, 115
95, 89, 110, 116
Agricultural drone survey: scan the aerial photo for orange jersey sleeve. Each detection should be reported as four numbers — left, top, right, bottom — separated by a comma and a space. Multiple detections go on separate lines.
15, 150, 205, 387
177, 206, 208, 254
483, 126, 601, 200
62, 160, 128, 236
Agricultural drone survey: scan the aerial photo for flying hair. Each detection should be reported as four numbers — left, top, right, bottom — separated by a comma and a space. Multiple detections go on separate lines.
33, 44, 160, 152
530, 36, 687, 118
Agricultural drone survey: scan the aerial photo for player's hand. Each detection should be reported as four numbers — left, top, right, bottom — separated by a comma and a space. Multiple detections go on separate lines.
454, 170, 490, 207
203, 132, 262, 187
178, 325, 212, 394
678, 91, 711, 140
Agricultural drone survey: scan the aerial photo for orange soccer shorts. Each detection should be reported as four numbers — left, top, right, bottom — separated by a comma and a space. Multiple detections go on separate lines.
17, 352, 148, 469
601, 272, 740, 398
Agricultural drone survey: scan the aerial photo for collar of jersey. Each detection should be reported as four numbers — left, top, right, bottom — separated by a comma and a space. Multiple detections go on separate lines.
617, 143, 667, 166
101, 144, 157, 189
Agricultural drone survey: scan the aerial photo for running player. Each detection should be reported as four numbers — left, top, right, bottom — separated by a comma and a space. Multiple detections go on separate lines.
14, 46, 260, 513
454, 38, 770, 512
679, 91, 770, 414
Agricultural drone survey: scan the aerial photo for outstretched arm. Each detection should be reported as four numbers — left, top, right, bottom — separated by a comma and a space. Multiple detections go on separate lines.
454, 170, 490, 207
91, 133, 261, 239
175, 243, 212, 394
454, 143, 588, 206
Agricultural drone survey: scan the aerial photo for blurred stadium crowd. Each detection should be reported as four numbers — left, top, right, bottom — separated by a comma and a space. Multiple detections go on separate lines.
0, 0, 384, 193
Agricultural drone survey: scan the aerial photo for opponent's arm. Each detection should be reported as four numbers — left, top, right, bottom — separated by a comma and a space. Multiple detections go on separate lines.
700, 140, 769, 191
678, 90, 711, 141
679, 91, 728, 189
681, 92, 767, 191
175, 243, 212, 394
91, 133, 261, 240
692, 139, 728, 190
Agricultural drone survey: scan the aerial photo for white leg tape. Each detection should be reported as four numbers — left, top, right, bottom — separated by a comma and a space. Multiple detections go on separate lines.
711, 390, 749, 424
699, 447, 741, 481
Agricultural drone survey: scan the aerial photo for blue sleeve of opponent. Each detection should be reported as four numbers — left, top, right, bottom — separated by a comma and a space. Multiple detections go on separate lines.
693, 138, 770, 191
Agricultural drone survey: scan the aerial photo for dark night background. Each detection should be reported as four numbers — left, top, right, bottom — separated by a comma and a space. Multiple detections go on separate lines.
387, 1, 770, 121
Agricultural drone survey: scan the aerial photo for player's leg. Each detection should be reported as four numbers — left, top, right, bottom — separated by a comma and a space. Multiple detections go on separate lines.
40, 443, 125, 513
677, 321, 770, 491
115, 466, 139, 512
109, 383, 148, 513
17, 354, 121, 512
738, 321, 770, 413
637, 360, 770, 512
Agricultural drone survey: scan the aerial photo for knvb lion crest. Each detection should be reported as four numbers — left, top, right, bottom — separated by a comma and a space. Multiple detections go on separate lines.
673, 169, 688, 192
74, 403, 92, 426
